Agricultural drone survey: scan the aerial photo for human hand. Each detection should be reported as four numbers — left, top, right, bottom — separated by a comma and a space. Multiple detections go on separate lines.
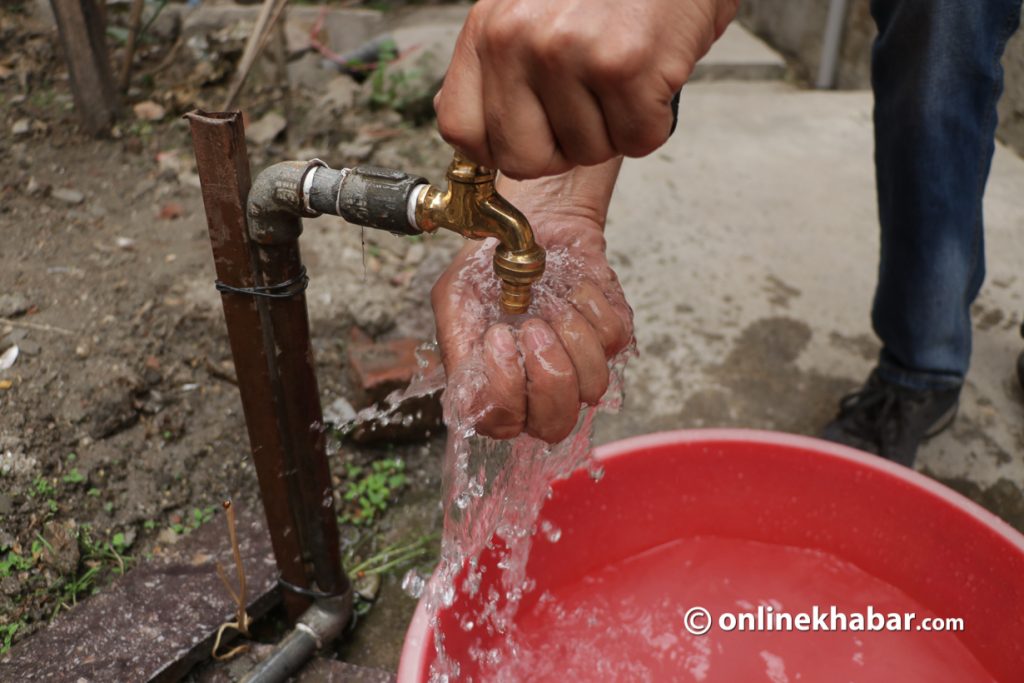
435, 0, 738, 179
431, 161, 633, 443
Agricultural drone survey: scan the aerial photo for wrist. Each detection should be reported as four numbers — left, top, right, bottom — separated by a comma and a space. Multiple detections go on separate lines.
495, 157, 623, 235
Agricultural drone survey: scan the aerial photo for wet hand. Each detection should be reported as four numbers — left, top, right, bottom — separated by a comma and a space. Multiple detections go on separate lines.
431, 163, 633, 443
435, 0, 738, 179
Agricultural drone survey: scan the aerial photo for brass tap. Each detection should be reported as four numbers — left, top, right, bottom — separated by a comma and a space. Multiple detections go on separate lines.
414, 153, 545, 315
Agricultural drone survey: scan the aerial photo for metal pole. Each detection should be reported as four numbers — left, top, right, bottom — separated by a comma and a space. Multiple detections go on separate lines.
187, 111, 348, 618
816, 0, 850, 90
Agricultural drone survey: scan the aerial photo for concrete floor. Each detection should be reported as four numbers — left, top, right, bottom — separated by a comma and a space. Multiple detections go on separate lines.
594, 79, 1024, 530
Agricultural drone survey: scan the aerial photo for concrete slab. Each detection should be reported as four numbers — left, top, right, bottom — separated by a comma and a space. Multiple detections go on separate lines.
0, 505, 279, 682
596, 81, 1024, 530
693, 22, 789, 81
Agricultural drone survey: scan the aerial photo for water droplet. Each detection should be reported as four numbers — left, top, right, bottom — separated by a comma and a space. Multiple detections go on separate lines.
540, 520, 562, 543
402, 569, 425, 599
589, 466, 606, 482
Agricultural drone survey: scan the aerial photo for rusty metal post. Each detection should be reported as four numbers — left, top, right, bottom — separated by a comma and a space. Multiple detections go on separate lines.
186, 111, 347, 619
250, 238, 345, 595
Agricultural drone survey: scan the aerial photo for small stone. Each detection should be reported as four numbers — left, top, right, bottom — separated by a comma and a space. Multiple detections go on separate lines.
74, 344, 89, 358
0, 293, 30, 318
25, 176, 48, 197
11, 118, 31, 136
132, 100, 166, 121
245, 111, 287, 146
354, 572, 381, 601
159, 201, 184, 220
17, 339, 40, 356
156, 527, 180, 546
39, 520, 79, 575
51, 188, 85, 205
319, 75, 360, 113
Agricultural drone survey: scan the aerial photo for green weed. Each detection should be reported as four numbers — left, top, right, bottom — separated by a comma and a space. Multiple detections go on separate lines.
338, 458, 408, 526
170, 505, 217, 536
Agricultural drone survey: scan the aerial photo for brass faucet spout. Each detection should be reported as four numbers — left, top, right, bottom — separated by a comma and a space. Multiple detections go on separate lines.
414, 153, 545, 314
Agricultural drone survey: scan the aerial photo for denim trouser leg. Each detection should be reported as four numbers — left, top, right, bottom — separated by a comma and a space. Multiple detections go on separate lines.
870, 0, 1022, 391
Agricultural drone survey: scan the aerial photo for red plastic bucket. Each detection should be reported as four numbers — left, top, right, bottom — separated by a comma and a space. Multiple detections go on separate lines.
398, 430, 1024, 681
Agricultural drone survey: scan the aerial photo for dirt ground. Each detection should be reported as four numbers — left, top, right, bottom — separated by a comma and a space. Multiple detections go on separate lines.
0, 2, 456, 666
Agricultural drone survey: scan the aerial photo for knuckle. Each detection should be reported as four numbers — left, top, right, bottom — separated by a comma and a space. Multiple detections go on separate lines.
436, 111, 472, 150
587, 41, 649, 83
484, 6, 531, 51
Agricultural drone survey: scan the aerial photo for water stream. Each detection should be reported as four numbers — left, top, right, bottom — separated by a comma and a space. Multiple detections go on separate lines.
347, 239, 633, 681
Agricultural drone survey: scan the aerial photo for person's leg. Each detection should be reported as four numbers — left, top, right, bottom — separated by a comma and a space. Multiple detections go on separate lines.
824, 0, 1021, 465
871, 0, 1021, 389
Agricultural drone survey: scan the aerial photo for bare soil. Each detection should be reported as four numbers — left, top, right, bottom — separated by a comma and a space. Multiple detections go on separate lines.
0, 3, 453, 667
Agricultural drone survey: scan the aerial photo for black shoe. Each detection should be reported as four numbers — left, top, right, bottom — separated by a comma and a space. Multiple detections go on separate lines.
821, 370, 960, 467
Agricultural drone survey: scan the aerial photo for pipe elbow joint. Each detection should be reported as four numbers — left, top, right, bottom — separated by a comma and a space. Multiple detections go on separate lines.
247, 161, 315, 245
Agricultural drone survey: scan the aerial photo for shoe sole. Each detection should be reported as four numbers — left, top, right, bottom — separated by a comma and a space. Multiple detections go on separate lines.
923, 401, 959, 441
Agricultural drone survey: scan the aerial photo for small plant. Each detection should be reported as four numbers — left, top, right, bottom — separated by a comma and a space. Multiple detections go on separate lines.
346, 533, 437, 578
368, 38, 426, 112
338, 458, 408, 526
62, 468, 85, 485
77, 525, 130, 575
1, 623, 19, 656
171, 505, 217, 536
29, 477, 54, 498
0, 550, 33, 578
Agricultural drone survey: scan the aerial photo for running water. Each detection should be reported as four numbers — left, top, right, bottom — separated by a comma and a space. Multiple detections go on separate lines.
342, 238, 633, 682
428, 242, 633, 682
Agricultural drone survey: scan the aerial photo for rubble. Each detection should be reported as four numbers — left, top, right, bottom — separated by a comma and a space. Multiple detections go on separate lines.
51, 188, 85, 205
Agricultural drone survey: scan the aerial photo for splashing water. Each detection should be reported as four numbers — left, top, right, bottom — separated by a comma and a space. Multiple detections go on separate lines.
416, 240, 634, 681
338, 238, 632, 680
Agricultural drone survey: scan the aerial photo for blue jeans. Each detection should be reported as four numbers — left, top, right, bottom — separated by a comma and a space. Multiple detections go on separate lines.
871, 0, 1022, 391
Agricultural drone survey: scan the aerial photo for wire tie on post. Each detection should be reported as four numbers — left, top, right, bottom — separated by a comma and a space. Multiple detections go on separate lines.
215, 266, 309, 300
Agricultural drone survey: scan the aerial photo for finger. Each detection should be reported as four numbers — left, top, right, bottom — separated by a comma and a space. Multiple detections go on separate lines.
592, 76, 677, 159
569, 280, 632, 356
431, 258, 485, 376
520, 319, 579, 443
549, 306, 610, 405
478, 48, 569, 179
536, 78, 617, 168
475, 324, 527, 439
435, 15, 493, 167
